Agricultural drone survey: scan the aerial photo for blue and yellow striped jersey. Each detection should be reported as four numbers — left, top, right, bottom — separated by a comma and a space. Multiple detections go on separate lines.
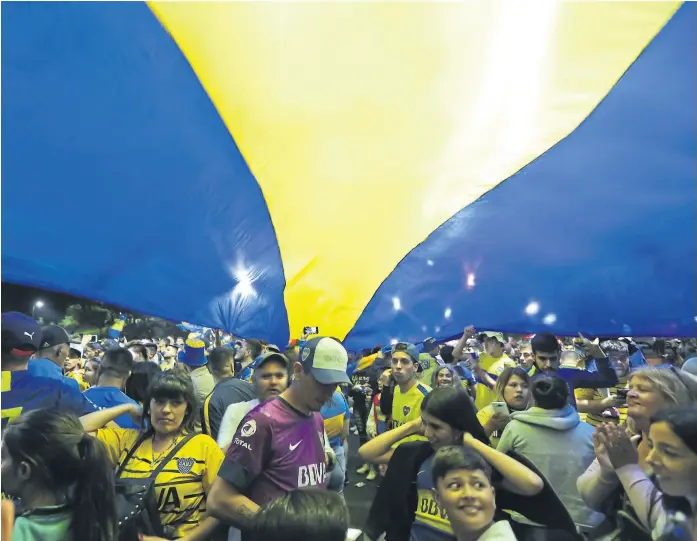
2, 370, 97, 432
320, 389, 350, 448
96, 428, 224, 538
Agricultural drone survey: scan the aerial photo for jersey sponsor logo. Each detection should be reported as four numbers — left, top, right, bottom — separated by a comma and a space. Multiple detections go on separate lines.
157, 486, 181, 509
416, 488, 452, 532
240, 419, 256, 437
403, 405, 411, 416
176, 457, 194, 474
289, 440, 302, 451
419, 495, 448, 520
234, 437, 253, 451
297, 462, 326, 488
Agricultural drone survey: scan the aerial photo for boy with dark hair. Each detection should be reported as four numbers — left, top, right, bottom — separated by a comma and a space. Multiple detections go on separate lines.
235, 339, 263, 382
201, 346, 256, 441
83, 347, 139, 428
431, 445, 517, 541
530, 332, 618, 408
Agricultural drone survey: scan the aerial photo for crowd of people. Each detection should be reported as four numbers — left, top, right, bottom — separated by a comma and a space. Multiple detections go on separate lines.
1, 310, 696, 541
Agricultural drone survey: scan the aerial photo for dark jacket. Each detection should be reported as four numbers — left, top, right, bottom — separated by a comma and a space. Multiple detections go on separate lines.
554, 358, 619, 408
364, 441, 578, 541
349, 363, 382, 410
201, 377, 256, 441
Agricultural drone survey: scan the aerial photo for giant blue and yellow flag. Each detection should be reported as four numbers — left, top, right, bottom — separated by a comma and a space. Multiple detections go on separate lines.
2, 2, 695, 349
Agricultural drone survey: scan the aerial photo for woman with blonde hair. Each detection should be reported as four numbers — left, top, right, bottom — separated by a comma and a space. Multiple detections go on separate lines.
476, 366, 531, 447
430, 364, 464, 389
577, 366, 697, 541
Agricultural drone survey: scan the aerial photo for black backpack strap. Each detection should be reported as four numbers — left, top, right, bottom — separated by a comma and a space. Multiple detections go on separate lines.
116, 432, 150, 479
148, 432, 197, 482
116, 432, 197, 480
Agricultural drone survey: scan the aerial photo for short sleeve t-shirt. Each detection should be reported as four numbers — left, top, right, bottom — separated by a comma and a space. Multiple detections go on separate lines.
27, 359, 81, 393
391, 382, 431, 444
96, 428, 224, 538
474, 354, 516, 410
216, 399, 260, 450
410, 455, 455, 541
65, 369, 89, 391
584, 380, 629, 427
417, 355, 437, 387
476, 405, 501, 447
2, 370, 97, 431
11, 506, 72, 541
238, 364, 254, 383
201, 377, 257, 441
320, 390, 350, 449
83, 386, 139, 429
218, 396, 328, 507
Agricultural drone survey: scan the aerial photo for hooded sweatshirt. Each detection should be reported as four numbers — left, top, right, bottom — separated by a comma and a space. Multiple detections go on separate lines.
496, 405, 605, 530
476, 521, 518, 540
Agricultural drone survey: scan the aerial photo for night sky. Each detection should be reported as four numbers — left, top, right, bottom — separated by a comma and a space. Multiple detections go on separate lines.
1, 282, 118, 320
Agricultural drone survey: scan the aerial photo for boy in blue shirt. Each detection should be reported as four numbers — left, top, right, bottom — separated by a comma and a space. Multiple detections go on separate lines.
83, 347, 139, 428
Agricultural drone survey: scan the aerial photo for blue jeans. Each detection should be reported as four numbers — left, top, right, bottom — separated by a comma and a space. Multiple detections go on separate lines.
327, 444, 347, 495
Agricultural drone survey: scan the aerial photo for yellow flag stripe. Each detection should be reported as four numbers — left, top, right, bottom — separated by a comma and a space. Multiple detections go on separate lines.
150, 1, 679, 340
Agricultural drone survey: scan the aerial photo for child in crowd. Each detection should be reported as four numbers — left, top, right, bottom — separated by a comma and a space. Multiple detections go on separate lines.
248, 488, 349, 541
431, 445, 518, 540
2, 409, 117, 541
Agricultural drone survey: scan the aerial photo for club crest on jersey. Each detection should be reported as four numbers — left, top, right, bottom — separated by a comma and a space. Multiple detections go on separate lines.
177, 457, 194, 474
240, 419, 257, 437
403, 406, 411, 416
301, 347, 311, 362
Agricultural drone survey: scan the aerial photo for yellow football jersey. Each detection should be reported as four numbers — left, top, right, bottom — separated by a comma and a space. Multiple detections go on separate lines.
574, 386, 596, 423
413, 455, 453, 538
97, 428, 224, 537
391, 381, 430, 444
65, 370, 89, 391
585, 380, 629, 427
474, 353, 516, 410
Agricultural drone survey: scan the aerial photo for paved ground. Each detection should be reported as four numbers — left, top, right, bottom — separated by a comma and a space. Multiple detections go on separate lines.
344, 433, 380, 530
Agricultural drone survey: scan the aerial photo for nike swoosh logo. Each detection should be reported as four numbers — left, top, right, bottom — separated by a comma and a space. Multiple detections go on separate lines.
289, 440, 302, 451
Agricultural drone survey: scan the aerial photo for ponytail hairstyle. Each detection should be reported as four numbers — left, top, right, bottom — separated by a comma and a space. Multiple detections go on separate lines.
3, 409, 117, 541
